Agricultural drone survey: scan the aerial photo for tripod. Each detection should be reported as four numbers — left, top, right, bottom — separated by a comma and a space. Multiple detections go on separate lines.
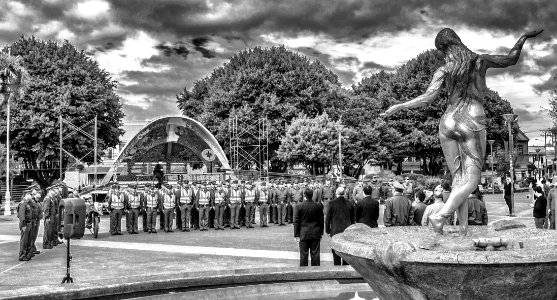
61, 238, 73, 283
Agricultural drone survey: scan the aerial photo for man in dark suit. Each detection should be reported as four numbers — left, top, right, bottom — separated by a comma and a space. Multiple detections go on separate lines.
325, 186, 355, 265
355, 185, 379, 228
294, 188, 324, 266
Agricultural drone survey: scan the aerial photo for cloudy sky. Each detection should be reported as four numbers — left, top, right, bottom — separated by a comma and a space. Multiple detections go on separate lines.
1, 0, 556, 145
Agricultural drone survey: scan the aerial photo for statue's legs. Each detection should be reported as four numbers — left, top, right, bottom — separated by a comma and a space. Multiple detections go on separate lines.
431, 129, 485, 234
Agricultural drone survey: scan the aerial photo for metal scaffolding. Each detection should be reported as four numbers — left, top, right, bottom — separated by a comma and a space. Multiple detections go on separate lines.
229, 116, 269, 180
59, 115, 98, 184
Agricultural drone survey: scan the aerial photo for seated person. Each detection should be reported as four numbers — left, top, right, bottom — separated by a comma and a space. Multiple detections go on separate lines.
468, 188, 488, 225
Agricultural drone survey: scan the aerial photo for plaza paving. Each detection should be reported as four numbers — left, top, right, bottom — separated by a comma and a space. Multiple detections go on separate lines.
0, 191, 538, 299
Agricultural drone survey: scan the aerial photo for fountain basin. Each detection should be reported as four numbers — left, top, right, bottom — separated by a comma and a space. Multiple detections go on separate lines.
331, 223, 557, 300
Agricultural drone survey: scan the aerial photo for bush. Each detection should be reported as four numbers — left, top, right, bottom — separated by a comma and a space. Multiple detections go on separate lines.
415, 176, 443, 191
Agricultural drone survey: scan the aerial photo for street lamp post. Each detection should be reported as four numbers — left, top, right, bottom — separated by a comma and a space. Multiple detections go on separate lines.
334, 118, 343, 180
2, 66, 12, 215
487, 140, 495, 195
535, 148, 541, 180
503, 114, 518, 217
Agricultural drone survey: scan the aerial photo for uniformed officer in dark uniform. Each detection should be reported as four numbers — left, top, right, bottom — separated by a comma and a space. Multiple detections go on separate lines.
42, 190, 55, 249
29, 185, 43, 257
18, 191, 33, 261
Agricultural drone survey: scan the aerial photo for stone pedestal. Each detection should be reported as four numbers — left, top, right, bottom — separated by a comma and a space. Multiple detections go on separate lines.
331, 223, 557, 300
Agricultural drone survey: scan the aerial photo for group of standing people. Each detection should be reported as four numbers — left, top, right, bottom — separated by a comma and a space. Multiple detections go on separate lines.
293, 176, 492, 267
294, 177, 419, 267
524, 177, 555, 229
17, 183, 67, 261
102, 178, 373, 236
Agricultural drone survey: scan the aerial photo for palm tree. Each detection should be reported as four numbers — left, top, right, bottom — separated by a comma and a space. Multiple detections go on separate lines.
1, 48, 30, 215
0, 50, 29, 106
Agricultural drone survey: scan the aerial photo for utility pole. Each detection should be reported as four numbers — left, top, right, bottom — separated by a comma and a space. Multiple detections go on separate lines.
535, 148, 541, 179
59, 116, 63, 180
334, 118, 343, 180
487, 140, 495, 195
2, 68, 11, 215
553, 128, 557, 178
94, 115, 97, 187
541, 129, 551, 178
503, 114, 518, 217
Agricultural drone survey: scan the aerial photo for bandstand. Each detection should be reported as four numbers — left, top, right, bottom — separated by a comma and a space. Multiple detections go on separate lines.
100, 116, 231, 186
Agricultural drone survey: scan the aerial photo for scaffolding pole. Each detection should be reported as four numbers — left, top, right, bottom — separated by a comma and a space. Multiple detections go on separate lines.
229, 115, 269, 180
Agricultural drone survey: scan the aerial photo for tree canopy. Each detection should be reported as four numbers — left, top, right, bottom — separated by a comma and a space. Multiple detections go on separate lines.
179, 46, 517, 177
352, 49, 514, 175
277, 113, 344, 175
0, 36, 124, 189
176, 45, 346, 172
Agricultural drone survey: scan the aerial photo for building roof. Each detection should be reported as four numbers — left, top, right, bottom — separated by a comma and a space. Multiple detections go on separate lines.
516, 127, 529, 142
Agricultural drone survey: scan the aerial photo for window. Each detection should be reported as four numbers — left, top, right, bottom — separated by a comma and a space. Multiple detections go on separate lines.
517, 145, 523, 156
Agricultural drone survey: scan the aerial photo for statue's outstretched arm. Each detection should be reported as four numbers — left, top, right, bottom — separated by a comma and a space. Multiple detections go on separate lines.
381, 67, 444, 118
481, 29, 543, 69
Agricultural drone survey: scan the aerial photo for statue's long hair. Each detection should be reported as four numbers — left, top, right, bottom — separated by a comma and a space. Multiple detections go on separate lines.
435, 28, 478, 97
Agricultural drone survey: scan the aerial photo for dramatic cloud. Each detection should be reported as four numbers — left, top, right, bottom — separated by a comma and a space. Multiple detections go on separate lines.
106, 0, 557, 43
360, 61, 394, 71
532, 70, 557, 95
192, 37, 216, 58
122, 98, 179, 122
154, 42, 190, 59
1, 0, 555, 141
513, 107, 553, 136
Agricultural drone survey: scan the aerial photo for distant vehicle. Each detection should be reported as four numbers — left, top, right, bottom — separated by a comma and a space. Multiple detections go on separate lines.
80, 188, 109, 215
0, 201, 19, 215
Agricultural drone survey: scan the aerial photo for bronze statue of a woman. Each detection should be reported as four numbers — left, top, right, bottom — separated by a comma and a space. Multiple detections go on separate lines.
382, 28, 543, 235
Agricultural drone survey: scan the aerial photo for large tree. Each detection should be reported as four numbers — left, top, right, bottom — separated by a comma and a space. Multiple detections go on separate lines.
277, 113, 344, 175
176, 46, 347, 172
353, 49, 515, 175
325, 92, 402, 177
0, 36, 124, 189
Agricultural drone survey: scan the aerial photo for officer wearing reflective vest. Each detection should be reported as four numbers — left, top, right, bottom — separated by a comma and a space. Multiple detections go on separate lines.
196, 182, 212, 231
256, 182, 270, 227
243, 181, 256, 229
161, 184, 176, 232
213, 181, 227, 230
126, 185, 142, 234
108, 184, 125, 235
144, 184, 160, 233
178, 180, 194, 232
228, 180, 243, 229
18, 191, 33, 261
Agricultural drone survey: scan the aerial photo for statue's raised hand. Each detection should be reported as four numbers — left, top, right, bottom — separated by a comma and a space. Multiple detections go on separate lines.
524, 29, 543, 39
380, 104, 400, 118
